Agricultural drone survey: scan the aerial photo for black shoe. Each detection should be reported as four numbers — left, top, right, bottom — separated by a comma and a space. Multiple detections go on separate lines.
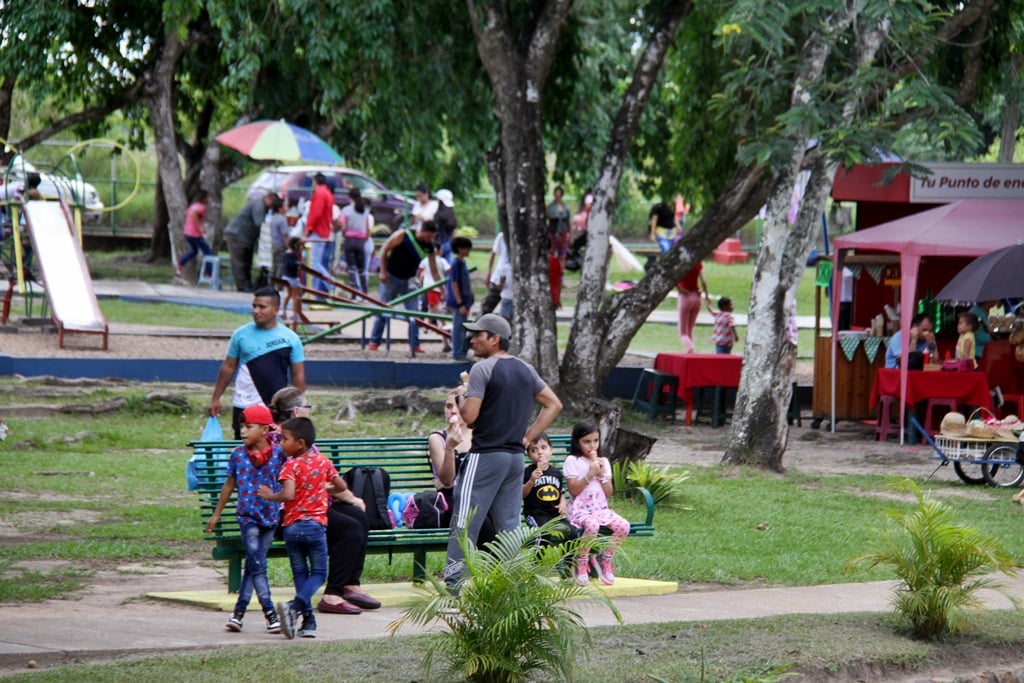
276, 600, 297, 639
225, 610, 244, 632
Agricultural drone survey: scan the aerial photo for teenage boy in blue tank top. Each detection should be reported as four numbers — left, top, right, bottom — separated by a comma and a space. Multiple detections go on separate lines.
209, 287, 306, 438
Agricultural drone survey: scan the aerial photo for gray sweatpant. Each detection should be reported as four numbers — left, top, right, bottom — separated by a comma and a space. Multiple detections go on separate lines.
443, 450, 524, 587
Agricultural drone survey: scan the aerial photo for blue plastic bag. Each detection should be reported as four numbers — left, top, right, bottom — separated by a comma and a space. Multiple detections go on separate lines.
200, 416, 225, 441
187, 416, 225, 490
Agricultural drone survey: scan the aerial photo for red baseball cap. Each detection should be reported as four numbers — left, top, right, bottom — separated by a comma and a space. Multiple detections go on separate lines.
241, 404, 274, 426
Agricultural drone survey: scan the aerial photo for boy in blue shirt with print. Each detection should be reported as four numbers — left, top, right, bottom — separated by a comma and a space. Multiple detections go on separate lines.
205, 404, 284, 634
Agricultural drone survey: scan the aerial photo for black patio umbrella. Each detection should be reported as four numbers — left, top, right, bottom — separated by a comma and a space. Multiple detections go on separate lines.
935, 242, 1024, 303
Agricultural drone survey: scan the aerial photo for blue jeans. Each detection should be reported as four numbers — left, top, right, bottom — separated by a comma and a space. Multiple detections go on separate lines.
179, 235, 212, 267
282, 520, 328, 612
451, 306, 470, 359
370, 276, 420, 350
715, 344, 733, 354
309, 239, 333, 295
235, 521, 277, 614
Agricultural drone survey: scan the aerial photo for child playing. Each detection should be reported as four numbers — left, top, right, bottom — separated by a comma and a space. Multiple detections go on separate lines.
708, 296, 739, 354
176, 190, 211, 277
258, 416, 343, 639
523, 434, 572, 542
955, 312, 978, 368
445, 236, 475, 361
562, 418, 630, 586
418, 248, 450, 314
281, 237, 304, 323
204, 405, 283, 634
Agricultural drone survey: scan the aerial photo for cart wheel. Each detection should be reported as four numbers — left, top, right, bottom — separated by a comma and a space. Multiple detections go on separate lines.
981, 445, 1024, 488
810, 418, 822, 430
953, 461, 987, 485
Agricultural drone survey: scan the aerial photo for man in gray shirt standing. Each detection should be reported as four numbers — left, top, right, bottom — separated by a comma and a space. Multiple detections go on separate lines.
443, 314, 562, 590
224, 192, 278, 292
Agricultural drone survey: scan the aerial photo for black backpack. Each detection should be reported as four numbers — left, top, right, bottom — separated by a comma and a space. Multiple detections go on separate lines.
343, 467, 394, 530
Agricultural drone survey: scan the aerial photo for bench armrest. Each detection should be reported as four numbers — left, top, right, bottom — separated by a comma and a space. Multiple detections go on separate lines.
633, 486, 655, 527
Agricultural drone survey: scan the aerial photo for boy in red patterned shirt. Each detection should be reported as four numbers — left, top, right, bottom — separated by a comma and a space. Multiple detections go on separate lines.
258, 416, 343, 639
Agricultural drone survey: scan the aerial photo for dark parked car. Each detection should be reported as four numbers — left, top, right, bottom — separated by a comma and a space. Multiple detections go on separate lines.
245, 165, 412, 230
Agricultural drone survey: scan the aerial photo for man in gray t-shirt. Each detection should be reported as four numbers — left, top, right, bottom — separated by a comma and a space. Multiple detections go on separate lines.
443, 314, 562, 589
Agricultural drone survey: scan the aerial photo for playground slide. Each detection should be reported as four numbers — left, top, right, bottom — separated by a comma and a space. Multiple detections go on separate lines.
22, 200, 108, 348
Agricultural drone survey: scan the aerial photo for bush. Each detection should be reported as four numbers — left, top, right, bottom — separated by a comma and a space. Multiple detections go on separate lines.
847, 477, 1019, 638
612, 459, 691, 508
388, 521, 620, 683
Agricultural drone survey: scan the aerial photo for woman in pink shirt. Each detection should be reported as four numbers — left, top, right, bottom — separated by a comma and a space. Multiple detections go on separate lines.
176, 190, 211, 277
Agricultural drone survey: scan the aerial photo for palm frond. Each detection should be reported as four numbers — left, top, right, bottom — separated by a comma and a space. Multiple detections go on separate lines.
847, 476, 1018, 638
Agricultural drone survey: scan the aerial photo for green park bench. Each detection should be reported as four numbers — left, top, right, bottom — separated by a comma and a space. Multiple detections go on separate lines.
190, 434, 656, 592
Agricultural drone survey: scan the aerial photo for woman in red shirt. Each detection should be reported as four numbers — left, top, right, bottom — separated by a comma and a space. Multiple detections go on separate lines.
677, 262, 709, 353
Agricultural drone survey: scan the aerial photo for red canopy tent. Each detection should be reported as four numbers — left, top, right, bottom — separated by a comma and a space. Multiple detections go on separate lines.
829, 198, 1024, 439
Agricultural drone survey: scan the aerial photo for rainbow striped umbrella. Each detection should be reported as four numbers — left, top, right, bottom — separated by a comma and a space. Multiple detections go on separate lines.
215, 119, 343, 164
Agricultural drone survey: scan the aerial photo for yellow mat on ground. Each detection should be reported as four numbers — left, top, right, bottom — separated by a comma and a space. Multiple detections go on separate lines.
149, 577, 678, 612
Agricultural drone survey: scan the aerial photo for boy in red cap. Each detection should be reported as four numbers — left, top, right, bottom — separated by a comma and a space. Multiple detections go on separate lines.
259, 416, 344, 639
205, 404, 284, 634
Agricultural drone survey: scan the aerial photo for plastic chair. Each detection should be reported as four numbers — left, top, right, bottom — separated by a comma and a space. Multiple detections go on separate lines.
923, 397, 959, 436
631, 369, 679, 421
196, 255, 222, 289
874, 394, 900, 442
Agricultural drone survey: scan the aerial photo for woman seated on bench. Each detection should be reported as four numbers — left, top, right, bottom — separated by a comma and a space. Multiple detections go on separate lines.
269, 387, 380, 615
427, 386, 495, 546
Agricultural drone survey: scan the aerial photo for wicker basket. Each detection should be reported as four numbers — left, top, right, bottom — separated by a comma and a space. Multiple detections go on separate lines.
966, 407, 998, 439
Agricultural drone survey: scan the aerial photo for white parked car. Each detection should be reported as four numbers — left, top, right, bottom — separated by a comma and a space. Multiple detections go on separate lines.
1, 156, 105, 223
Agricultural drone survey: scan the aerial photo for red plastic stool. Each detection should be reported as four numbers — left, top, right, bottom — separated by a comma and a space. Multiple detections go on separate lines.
875, 394, 900, 442
998, 393, 1024, 419
924, 398, 959, 436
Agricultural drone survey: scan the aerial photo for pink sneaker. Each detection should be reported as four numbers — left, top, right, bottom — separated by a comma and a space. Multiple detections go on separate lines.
575, 558, 590, 586
591, 553, 615, 585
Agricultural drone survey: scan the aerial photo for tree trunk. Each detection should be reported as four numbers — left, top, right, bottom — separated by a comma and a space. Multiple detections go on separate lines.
485, 143, 507, 236
145, 30, 189, 271
466, 0, 572, 382
999, 53, 1022, 163
0, 76, 15, 146
202, 143, 225, 252
148, 181, 170, 262
723, 160, 832, 471
560, 0, 692, 407
724, 8, 888, 472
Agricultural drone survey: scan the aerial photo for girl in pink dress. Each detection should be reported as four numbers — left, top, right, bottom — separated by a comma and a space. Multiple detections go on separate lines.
562, 418, 630, 586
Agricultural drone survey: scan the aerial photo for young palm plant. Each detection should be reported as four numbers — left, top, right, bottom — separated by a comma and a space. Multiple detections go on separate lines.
388, 521, 621, 683
612, 459, 691, 508
848, 477, 1019, 638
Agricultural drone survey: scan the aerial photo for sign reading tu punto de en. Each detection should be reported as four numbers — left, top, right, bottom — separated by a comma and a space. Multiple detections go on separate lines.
909, 163, 1024, 203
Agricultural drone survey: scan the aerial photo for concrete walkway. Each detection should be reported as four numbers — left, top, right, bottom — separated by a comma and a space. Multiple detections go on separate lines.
3, 573, 1023, 673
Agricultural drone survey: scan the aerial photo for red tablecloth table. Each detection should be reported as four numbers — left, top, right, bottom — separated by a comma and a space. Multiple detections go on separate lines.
654, 353, 742, 425
869, 368, 993, 412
